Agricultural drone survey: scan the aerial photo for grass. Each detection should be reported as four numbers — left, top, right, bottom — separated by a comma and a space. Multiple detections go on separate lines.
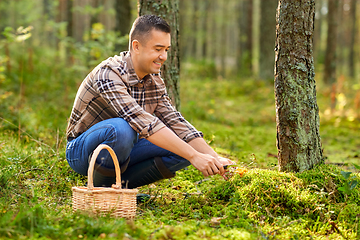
0, 51, 360, 239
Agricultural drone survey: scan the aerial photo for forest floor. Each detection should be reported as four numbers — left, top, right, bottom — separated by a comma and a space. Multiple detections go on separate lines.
0, 62, 359, 239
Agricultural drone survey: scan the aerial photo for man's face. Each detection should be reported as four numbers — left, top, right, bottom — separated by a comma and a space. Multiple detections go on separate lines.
133, 29, 171, 79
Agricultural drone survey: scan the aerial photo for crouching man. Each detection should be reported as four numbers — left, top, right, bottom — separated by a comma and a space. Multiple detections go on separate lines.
65, 15, 233, 188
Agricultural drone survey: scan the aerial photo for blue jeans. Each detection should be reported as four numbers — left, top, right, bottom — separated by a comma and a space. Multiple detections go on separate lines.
66, 118, 191, 176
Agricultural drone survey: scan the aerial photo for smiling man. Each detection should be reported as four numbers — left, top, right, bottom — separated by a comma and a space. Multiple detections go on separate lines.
65, 15, 232, 189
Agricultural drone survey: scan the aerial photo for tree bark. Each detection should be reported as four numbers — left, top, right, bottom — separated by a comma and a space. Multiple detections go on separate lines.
323, 0, 339, 84
259, 0, 278, 80
139, 0, 181, 110
274, 0, 323, 172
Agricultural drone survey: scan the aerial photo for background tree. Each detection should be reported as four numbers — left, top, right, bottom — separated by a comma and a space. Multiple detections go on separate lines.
349, 0, 357, 78
115, 0, 131, 50
66, 0, 74, 63
66, 0, 74, 40
138, 0, 181, 109
274, 0, 323, 172
323, 0, 339, 84
238, 0, 253, 76
313, 0, 325, 65
259, 0, 278, 80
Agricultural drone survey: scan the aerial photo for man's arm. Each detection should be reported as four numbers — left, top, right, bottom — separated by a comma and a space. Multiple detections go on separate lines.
146, 127, 225, 177
188, 137, 234, 165
188, 138, 218, 158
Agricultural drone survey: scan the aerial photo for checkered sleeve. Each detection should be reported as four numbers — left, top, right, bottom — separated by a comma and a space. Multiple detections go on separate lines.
94, 66, 166, 138
154, 92, 203, 143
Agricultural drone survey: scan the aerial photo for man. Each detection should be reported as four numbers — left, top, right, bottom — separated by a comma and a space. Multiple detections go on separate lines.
66, 15, 233, 189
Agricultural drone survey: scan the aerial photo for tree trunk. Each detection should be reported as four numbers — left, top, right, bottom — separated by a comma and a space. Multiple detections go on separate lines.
178, 0, 187, 60
337, 0, 345, 76
239, 0, 253, 76
115, 0, 131, 36
43, 0, 51, 43
313, 0, 324, 65
259, 0, 277, 80
349, 0, 357, 78
323, 0, 339, 84
66, 0, 74, 64
219, 0, 227, 78
90, 0, 101, 27
191, 0, 198, 59
139, 0, 181, 110
66, 0, 73, 39
209, 0, 217, 60
115, 0, 131, 51
274, 0, 323, 172
0, 0, 9, 32
197, 0, 208, 59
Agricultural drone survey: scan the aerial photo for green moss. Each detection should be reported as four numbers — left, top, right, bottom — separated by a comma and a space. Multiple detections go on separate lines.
187, 163, 360, 237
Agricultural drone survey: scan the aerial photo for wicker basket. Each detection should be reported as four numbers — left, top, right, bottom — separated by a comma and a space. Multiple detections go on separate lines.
72, 144, 138, 218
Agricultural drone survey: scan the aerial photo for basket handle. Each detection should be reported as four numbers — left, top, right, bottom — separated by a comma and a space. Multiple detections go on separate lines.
87, 144, 121, 190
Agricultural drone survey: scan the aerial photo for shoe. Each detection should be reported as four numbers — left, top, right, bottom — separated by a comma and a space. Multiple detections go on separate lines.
136, 193, 151, 203
121, 157, 175, 189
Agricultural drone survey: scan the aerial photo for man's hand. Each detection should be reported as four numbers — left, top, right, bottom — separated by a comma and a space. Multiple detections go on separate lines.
147, 128, 236, 178
189, 152, 225, 177
217, 156, 234, 166
214, 156, 235, 180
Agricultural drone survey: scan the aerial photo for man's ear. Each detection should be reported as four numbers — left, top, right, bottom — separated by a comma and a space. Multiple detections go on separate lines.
132, 40, 140, 53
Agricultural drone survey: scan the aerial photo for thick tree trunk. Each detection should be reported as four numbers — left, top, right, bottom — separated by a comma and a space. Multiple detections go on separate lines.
274, 0, 323, 172
139, 0, 181, 110
323, 0, 338, 84
259, 0, 277, 80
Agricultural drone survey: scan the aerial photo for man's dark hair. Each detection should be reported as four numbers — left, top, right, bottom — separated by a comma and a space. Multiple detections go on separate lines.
129, 15, 171, 50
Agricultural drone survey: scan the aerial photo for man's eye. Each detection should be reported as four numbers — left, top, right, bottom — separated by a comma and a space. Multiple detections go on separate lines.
156, 49, 161, 52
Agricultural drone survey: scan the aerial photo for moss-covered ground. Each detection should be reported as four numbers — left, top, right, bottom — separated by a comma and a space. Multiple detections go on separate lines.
0, 60, 360, 239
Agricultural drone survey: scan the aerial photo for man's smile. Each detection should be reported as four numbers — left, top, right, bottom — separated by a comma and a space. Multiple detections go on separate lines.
154, 61, 162, 66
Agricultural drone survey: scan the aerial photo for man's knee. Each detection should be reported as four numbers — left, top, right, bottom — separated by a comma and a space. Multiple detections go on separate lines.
101, 118, 138, 149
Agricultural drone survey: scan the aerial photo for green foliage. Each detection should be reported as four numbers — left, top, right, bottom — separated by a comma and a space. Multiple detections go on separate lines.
338, 170, 358, 195
182, 59, 218, 79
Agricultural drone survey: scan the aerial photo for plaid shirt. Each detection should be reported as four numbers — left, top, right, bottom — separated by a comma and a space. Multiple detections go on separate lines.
66, 51, 203, 142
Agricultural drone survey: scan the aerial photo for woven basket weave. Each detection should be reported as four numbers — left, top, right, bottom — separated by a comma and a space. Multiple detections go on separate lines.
72, 144, 138, 218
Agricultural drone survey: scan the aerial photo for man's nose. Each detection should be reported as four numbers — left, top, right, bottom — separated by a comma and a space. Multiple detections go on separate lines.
159, 51, 167, 61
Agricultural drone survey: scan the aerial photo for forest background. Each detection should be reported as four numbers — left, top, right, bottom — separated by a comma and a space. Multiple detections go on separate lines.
0, 0, 360, 239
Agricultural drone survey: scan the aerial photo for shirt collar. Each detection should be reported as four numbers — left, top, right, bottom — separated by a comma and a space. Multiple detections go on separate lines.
120, 51, 139, 86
